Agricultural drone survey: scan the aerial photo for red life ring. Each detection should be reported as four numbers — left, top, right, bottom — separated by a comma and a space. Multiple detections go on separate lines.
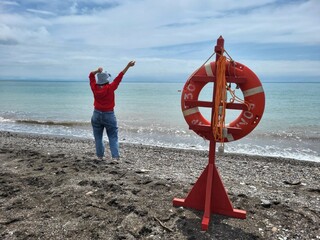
181, 60, 265, 142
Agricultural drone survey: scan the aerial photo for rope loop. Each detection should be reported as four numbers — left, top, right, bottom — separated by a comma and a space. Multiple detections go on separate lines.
213, 55, 227, 142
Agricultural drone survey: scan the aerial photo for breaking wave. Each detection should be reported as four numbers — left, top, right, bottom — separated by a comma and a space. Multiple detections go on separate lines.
14, 119, 90, 127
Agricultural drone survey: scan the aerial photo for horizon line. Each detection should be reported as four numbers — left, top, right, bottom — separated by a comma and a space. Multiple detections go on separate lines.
0, 79, 320, 84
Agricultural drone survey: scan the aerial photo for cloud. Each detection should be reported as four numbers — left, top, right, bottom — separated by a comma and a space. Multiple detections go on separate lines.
0, 1, 19, 6
26, 8, 56, 16
0, 22, 50, 46
245, 60, 320, 78
0, 0, 319, 81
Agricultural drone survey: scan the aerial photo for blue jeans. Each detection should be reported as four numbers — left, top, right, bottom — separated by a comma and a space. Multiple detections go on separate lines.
91, 110, 119, 158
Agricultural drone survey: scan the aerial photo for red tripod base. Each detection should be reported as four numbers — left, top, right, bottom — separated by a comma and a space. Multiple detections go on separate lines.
173, 163, 246, 230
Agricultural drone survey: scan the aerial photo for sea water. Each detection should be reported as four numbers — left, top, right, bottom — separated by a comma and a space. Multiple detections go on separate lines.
0, 80, 319, 162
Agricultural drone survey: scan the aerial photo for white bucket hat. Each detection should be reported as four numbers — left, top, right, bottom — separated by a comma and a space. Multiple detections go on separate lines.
96, 72, 112, 85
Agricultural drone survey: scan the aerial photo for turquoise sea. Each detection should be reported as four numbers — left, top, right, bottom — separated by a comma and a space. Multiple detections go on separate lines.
0, 80, 319, 162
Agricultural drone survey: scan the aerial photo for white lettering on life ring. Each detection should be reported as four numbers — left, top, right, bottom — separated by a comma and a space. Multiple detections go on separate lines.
187, 83, 196, 92
184, 92, 193, 100
235, 103, 256, 128
244, 111, 253, 119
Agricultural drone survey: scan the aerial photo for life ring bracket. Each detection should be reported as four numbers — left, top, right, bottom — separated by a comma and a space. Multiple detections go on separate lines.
192, 75, 247, 84
185, 100, 248, 111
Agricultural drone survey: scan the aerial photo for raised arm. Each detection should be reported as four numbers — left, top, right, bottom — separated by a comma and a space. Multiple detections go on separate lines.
91, 67, 103, 75
89, 67, 103, 90
121, 61, 135, 75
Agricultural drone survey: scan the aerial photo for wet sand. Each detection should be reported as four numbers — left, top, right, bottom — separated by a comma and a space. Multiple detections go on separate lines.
0, 131, 319, 239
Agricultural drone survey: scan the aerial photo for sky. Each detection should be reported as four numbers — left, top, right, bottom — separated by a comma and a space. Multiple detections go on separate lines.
0, 0, 319, 82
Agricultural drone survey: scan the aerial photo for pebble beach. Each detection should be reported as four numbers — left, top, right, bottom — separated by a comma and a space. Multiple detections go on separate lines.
0, 131, 319, 239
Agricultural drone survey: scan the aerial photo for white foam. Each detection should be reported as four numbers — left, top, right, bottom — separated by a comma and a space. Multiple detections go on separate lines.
0, 117, 14, 123
224, 143, 320, 162
1, 118, 319, 163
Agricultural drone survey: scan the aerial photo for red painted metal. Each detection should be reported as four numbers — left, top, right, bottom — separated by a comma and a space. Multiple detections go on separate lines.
173, 36, 246, 231
185, 100, 248, 110
191, 75, 247, 83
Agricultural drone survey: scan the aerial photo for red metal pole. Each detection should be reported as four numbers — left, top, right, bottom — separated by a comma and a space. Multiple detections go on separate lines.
201, 36, 226, 229
173, 36, 246, 231
215, 36, 225, 60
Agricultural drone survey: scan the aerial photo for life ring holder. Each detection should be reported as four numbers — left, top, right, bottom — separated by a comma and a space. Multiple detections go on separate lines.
181, 60, 265, 142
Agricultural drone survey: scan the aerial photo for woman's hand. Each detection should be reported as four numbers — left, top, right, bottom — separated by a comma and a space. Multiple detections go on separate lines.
122, 60, 136, 75
127, 61, 135, 67
91, 67, 103, 75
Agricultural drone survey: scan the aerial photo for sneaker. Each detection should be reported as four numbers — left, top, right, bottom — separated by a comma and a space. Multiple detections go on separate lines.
110, 157, 119, 164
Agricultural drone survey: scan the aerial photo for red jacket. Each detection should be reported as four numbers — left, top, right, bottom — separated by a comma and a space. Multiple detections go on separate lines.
89, 72, 124, 111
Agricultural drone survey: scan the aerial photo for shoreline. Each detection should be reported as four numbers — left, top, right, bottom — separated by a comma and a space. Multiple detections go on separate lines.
1, 131, 319, 239
3, 130, 320, 165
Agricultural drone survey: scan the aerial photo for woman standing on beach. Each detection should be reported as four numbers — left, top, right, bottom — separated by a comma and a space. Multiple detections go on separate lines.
89, 61, 135, 160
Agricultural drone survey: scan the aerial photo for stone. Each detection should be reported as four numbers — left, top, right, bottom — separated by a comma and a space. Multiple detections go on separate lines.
261, 199, 272, 208
121, 212, 145, 237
